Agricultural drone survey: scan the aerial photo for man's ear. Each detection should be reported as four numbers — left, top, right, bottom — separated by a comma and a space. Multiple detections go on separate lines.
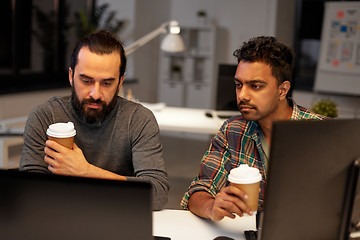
118, 75, 125, 91
279, 81, 290, 100
68, 67, 74, 87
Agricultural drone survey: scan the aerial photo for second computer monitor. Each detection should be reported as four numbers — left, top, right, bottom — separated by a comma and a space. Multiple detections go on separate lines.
259, 119, 360, 240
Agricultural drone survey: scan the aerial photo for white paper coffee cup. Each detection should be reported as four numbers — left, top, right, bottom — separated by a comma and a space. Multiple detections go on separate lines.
228, 164, 262, 212
46, 122, 76, 149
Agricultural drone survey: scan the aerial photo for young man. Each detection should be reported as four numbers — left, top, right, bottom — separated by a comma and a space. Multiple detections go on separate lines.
181, 36, 326, 220
19, 30, 169, 210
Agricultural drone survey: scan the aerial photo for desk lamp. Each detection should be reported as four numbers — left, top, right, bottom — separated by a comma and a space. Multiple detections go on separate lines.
123, 20, 185, 101
125, 20, 185, 55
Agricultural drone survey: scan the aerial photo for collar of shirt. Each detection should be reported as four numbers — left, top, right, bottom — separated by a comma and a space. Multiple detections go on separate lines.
290, 98, 304, 120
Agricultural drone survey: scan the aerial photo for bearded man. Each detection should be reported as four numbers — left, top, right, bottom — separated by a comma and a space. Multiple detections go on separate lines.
19, 30, 169, 211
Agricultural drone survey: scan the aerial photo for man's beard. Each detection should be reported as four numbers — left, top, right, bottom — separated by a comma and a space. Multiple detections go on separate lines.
237, 101, 261, 121
71, 87, 118, 125
237, 99, 278, 122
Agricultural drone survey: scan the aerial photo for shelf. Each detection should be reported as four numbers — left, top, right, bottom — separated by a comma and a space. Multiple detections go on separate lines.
158, 24, 217, 109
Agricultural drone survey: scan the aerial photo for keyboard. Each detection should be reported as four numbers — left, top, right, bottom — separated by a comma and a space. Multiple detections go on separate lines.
153, 236, 171, 240
244, 230, 257, 240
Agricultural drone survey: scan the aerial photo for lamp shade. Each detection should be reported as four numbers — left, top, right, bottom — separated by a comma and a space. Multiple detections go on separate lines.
160, 33, 185, 52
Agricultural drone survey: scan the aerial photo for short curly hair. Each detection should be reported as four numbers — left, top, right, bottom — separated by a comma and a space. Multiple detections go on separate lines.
233, 36, 294, 85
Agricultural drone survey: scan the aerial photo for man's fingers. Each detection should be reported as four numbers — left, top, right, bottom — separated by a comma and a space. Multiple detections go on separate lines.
211, 206, 236, 221
223, 185, 248, 200
45, 140, 69, 153
219, 186, 253, 215
213, 191, 249, 218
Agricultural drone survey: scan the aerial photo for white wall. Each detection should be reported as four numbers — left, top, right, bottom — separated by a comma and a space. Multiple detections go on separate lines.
126, 0, 280, 102
275, 0, 295, 46
170, 0, 278, 64
131, 0, 170, 102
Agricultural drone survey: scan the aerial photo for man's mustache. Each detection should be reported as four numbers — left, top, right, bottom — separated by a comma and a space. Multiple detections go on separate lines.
82, 98, 104, 105
238, 101, 256, 109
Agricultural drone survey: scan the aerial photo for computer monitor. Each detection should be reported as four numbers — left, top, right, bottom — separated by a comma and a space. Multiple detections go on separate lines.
258, 119, 360, 240
0, 170, 153, 240
215, 64, 238, 111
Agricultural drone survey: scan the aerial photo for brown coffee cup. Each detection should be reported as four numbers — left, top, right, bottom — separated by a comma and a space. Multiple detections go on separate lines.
228, 164, 262, 212
46, 122, 76, 149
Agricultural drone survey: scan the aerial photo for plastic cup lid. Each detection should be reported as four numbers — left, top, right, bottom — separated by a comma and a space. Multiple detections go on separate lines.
46, 122, 76, 138
228, 164, 262, 184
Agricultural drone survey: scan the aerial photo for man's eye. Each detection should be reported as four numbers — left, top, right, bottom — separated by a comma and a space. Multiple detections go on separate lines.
234, 82, 242, 88
82, 79, 92, 84
102, 81, 112, 86
252, 84, 262, 89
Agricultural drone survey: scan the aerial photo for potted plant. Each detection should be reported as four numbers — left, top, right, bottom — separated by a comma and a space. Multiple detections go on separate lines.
311, 99, 338, 118
75, 3, 126, 39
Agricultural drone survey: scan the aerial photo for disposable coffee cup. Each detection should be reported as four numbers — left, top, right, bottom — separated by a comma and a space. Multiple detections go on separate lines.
46, 122, 76, 149
228, 164, 262, 212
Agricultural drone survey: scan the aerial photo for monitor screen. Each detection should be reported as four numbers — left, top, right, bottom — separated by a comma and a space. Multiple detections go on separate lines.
0, 171, 153, 240
215, 64, 238, 111
259, 119, 360, 240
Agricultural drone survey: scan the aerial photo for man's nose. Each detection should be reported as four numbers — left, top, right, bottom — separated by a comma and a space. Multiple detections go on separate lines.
90, 83, 101, 100
238, 86, 250, 102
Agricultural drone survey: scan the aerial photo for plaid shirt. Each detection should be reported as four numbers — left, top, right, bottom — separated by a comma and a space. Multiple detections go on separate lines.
181, 99, 327, 211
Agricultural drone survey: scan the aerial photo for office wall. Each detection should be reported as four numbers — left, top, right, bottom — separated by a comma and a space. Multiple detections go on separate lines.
119, 0, 281, 103
131, 0, 170, 102
170, 0, 278, 64
275, 0, 295, 46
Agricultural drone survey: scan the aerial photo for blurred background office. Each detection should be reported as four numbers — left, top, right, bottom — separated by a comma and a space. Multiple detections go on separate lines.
1, 0, 359, 208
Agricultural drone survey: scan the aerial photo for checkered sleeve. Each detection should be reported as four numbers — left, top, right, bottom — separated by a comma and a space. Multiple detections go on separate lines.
181, 123, 231, 209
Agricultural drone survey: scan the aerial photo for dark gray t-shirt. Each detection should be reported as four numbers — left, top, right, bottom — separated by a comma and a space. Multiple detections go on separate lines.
20, 96, 169, 210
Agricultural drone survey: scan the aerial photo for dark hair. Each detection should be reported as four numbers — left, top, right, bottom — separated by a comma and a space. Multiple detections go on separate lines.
233, 36, 294, 85
69, 30, 127, 79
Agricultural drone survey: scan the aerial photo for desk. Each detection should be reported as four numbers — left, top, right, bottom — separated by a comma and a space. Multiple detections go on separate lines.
153, 209, 256, 240
0, 104, 238, 168
142, 103, 238, 135
0, 103, 238, 136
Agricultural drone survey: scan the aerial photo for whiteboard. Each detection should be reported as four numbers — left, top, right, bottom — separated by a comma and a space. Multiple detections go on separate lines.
314, 1, 360, 95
